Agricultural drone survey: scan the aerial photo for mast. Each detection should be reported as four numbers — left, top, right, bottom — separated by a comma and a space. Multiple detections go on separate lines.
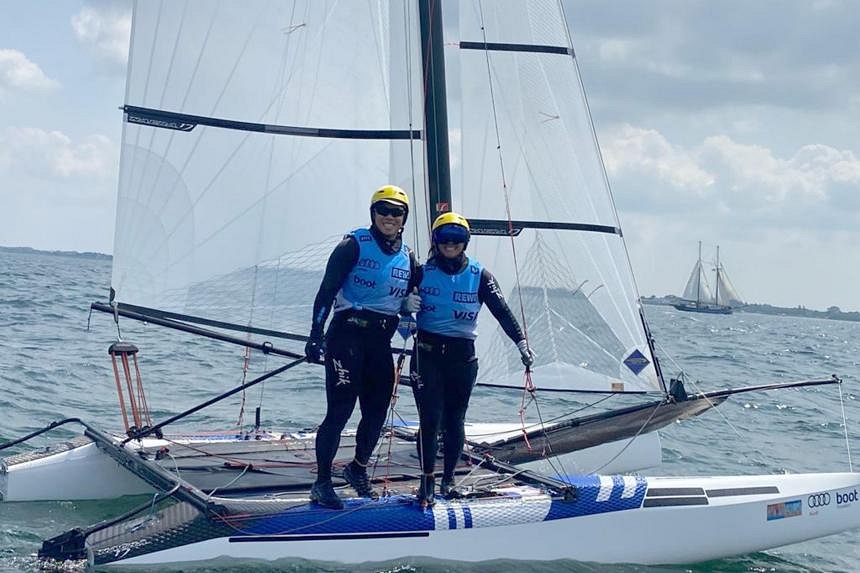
696, 240, 702, 307
418, 0, 452, 223
715, 245, 721, 308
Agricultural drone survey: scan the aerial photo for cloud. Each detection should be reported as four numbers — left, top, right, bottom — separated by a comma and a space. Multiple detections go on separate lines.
71, 3, 132, 69
602, 125, 860, 226
601, 124, 714, 191
0, 127, 117, 181
0, 49, 59, 92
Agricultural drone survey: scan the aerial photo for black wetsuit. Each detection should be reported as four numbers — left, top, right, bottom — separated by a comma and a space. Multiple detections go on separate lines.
410, 253, 524, 479
310, 227, 418, 482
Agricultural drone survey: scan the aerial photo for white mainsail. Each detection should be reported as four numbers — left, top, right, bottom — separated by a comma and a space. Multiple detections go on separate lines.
112, 1, 430, 339
110, 0, 662, 395
681, 260, 716, 304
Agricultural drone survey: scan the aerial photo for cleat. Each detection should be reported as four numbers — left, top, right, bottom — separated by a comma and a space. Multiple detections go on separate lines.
310, 480, 344, 509
342, 461, 379, 499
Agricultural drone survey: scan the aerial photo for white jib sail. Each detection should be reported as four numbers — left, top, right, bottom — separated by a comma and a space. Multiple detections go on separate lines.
446, 0, 661, 393
715, 265, 743, 306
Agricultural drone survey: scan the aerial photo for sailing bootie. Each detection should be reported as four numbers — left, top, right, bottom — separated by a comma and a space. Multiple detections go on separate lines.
417, 474, 435, 508
342, 461, 379, 500
439, 475, 462, 499
310, 479, 344, 510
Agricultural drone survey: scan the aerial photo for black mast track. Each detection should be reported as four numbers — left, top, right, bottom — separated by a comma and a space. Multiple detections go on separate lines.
124, 105, 422, 140
419, 0, 452, 221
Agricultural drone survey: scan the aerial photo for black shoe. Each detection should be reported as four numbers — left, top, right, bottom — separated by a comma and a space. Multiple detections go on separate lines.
342, 462, 379, 499
417, 474, 435, 508
440, 476, 462, 499
310, 480, 344, 509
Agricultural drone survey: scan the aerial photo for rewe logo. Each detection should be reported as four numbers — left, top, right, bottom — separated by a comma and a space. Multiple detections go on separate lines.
391, 267, 410, 280
836, 489, 858, 505
389, 286, 408, 297
454, 310, 478, 321
453, 291, 478, 303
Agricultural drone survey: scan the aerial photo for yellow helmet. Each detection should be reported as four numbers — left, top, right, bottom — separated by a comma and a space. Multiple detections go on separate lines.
370, 185, 409, 209
431, 212, 470, 232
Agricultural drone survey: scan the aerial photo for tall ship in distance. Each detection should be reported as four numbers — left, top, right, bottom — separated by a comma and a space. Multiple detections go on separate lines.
674, 241, 743, 314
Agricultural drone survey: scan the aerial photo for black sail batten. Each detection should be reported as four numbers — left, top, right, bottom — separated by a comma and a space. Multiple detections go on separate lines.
459, 41, 572, 56
468, 218, 622, 237
124, 105, 422, 140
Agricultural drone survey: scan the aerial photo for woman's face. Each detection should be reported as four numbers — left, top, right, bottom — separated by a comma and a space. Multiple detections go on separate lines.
437, 241, 465, 258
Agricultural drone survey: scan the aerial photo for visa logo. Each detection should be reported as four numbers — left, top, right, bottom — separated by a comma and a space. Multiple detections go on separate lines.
453, 310, 478, 321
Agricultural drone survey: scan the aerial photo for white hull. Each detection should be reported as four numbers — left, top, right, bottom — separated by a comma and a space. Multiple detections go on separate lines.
100, 472, 860, 566
1, 426, 661, 502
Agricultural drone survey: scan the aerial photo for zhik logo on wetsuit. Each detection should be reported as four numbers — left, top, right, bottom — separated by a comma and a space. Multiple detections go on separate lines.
333, 359, 351, 386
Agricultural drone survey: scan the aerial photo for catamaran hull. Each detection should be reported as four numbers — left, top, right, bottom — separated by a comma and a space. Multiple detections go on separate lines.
69, 472, 860, 567
1, 428, 661, 502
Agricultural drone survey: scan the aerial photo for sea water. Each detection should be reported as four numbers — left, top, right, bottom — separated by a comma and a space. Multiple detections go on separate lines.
1, 249, 858, 573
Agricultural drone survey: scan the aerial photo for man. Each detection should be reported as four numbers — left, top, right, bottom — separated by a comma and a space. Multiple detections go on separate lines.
305, 185, 421, 509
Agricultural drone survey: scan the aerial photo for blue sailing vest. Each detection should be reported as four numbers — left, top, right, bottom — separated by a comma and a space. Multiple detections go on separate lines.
417, 258, 483, 340
334, 228, 411, 316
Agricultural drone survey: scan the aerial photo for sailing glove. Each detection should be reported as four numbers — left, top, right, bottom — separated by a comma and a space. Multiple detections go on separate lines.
516, 339, 535, 368
305, 335, 325, 364
401, 289, 422, 314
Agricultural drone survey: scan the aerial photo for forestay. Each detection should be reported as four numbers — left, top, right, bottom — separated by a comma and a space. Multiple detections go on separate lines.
112, 1, 431, 339
446, 0, 661, 393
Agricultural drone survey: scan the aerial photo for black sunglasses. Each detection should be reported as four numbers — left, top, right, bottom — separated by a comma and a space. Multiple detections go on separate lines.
374, 203, 406, 217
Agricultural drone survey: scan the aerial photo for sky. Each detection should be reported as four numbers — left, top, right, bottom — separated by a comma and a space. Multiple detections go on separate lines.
1, 1, 858, 312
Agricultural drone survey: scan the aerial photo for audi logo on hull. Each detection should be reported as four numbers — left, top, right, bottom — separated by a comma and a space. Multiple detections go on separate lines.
808, 492, 831, 508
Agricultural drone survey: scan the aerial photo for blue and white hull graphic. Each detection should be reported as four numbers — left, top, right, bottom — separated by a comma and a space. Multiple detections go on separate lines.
53, 472, 860, 567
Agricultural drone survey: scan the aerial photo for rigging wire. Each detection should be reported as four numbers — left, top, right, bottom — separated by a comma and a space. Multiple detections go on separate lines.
475, 0, 571, 484
836, 376, 853, 471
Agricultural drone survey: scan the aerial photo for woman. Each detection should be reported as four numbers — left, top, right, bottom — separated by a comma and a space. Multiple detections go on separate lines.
305, 185, 420, 509
412, 212, 534, 507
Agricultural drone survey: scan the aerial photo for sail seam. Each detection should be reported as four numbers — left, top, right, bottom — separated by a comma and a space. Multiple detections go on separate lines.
124, 105, 422, 140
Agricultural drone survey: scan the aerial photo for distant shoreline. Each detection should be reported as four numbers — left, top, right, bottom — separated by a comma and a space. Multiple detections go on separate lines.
643, 296, 860, 322
0, 245, 111, 261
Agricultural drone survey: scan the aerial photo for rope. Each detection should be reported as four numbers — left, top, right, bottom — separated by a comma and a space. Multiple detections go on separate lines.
475, 0, 574, 482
